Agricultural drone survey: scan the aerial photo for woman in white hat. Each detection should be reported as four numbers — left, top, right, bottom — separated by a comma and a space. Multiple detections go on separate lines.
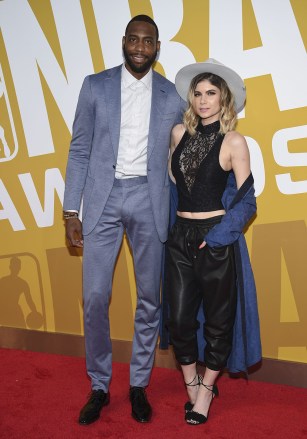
166, 59, 256, 425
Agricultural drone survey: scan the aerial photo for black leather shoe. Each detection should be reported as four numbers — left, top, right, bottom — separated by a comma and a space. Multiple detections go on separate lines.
129, 386, 152, 423
79, 390, 110, 425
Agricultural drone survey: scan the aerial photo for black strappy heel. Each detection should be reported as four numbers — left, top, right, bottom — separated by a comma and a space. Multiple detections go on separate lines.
184, 374, 203, 413
185, 383, 219, 425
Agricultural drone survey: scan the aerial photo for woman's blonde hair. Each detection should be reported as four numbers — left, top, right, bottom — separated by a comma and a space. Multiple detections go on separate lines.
183, 72, 237, 136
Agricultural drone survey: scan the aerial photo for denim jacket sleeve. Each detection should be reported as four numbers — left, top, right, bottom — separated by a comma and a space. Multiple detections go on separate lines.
204, 173, 257, 247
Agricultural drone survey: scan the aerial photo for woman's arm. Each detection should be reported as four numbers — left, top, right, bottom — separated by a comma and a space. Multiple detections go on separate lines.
226, 131, 251, 189
168, 124, 185, 183
203, 133, 256, 247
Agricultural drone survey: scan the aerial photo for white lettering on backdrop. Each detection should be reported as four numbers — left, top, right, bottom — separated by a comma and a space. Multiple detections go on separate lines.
0, 0, 94, 157
273, 126, 307, 194
0, 0, 306, 230
209, 0, 307, 110
19, 168, 65, 227
0, 179, 25, 231
0, 168, 65, 231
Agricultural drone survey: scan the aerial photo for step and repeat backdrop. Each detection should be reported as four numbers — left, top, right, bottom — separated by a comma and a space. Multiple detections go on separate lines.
0, 0, 306, 364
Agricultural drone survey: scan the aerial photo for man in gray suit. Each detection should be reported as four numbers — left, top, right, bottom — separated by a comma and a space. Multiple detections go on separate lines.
63, 15, 185, 425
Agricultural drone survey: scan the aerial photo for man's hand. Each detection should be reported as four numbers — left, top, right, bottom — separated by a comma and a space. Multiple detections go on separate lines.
65, 218, 83, 247
199, 241, 207, 249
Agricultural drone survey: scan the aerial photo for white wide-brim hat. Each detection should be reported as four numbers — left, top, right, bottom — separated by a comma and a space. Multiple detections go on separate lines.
175, 58, 246, 113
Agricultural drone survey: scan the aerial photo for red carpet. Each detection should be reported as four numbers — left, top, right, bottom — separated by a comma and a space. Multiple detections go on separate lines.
0, 348, 306, 439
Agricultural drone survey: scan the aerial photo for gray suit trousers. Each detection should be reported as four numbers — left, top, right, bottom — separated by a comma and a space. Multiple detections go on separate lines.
82, 177, 163, 391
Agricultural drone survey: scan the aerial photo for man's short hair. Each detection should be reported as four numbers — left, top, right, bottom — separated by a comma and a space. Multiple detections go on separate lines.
125, 15, 159, 40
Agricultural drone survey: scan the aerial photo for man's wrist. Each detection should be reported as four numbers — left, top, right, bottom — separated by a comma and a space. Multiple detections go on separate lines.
63, 211, 79, 220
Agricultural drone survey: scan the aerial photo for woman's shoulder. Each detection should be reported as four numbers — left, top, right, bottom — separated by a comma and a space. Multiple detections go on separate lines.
224, 130, 248, 151
171, 124, 186, 147
225, 130, 245, 143
224, 130, 250, 166
172, 123, 185, 136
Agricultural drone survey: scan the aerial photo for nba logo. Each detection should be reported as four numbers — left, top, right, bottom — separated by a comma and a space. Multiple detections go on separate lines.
0, 64, 18, 162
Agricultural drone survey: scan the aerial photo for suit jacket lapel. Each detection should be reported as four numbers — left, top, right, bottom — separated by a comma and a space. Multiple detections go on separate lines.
148, 72, 167, 161
104, 65, 122, 159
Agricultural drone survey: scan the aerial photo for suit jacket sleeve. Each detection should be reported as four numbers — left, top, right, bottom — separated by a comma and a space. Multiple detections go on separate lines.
63, 76, 95, 212
176, 98, 187, 125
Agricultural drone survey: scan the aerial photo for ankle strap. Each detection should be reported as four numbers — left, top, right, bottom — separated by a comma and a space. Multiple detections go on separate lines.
185, 374, 203, 387
201, 383, 213, 391
201, 383, 219, 397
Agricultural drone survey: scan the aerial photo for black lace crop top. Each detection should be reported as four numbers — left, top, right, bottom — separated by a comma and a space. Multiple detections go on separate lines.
171, 120, 231, 212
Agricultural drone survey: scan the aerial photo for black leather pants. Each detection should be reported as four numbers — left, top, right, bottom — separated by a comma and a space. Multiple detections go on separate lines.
166, 215, 237, 371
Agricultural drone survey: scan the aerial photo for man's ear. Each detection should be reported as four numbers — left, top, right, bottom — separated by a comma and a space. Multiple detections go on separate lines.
122, 36, 126, 48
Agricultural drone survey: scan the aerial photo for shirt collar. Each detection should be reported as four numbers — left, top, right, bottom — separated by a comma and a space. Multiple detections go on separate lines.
122, 64, 152, 89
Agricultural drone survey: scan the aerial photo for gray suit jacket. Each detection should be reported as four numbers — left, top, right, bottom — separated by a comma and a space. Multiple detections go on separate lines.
63, 65, 185, 242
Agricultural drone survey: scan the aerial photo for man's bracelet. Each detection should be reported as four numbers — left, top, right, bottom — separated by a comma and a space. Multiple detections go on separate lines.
63, 211, 79, 220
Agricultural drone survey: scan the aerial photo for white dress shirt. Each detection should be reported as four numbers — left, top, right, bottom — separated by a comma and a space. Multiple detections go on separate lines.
115, 65, 152, 179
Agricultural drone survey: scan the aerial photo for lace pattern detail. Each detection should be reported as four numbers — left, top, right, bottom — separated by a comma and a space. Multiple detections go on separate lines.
179, 129, 219, 193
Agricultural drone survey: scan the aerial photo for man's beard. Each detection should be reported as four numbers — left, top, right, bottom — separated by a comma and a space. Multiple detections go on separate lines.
123, 46, 157, 74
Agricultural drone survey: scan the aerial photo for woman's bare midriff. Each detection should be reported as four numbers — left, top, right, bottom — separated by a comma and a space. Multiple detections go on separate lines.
177, 210, 225, 219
